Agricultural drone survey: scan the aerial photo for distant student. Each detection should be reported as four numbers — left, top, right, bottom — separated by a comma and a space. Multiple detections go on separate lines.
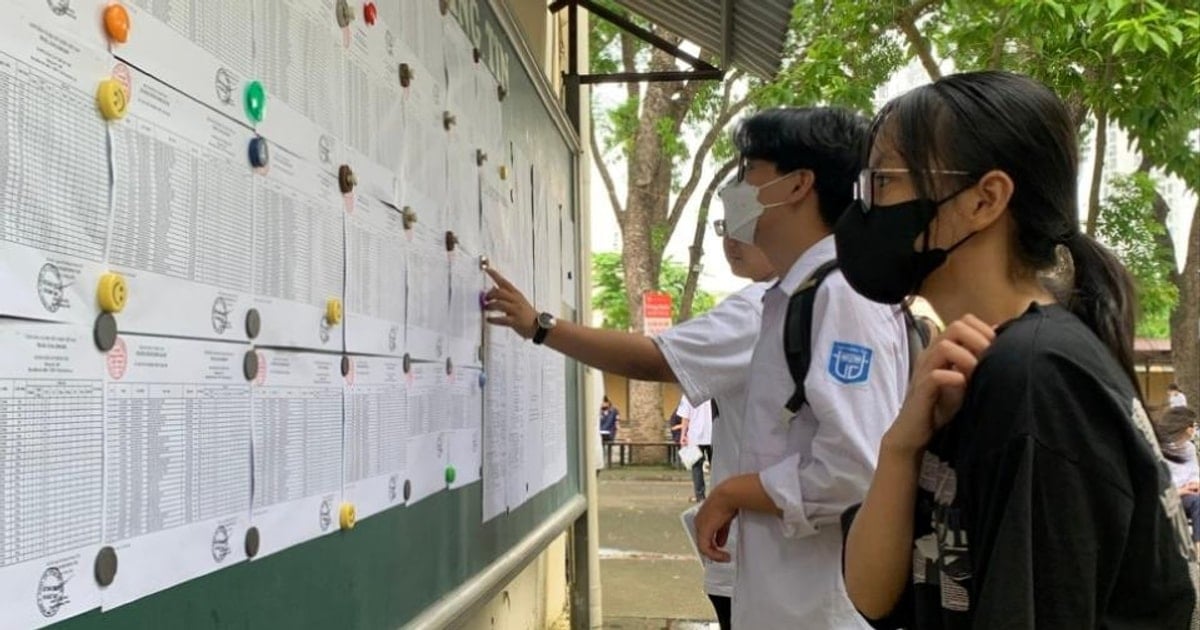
1156, 406, 1200, 553
1170, 383, 1189, 408
599, 396, 620, 443
677, 397, 713, 501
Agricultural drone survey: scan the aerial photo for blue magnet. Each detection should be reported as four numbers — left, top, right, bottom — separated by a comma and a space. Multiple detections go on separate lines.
248, 136, 269, 168
478, 371, 487, 388
478, 291, 487, 310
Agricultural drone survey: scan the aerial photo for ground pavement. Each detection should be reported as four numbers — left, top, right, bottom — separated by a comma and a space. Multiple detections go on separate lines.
599, 466, 719, 629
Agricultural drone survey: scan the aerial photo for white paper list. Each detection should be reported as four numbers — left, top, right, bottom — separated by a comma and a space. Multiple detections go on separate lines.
343, 355, 408, 520
405, 362, 450, 505
250, 349, 343, 558
250, 147, 345, 352
100, 334, 251, 609
108, 66, 256, 342
0, 322, 104, 629
0, 13, 113, 326
345, 192, 407, 357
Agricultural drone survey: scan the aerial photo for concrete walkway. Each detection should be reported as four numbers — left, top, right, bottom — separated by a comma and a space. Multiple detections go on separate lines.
599, 466, 719, 629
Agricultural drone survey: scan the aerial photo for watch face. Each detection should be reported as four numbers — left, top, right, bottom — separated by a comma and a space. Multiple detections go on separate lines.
538, 313, 556, 328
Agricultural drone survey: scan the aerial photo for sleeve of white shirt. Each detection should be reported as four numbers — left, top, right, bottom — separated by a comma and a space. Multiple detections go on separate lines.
758, 273, 908, 538
675, 396, 693, 418
654, 284, 764, 406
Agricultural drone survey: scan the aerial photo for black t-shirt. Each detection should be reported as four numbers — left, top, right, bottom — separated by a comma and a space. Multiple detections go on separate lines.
846, 303, 1200, 629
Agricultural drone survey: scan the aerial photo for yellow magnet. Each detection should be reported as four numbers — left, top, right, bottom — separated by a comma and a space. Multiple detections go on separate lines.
96, 79, 128, 121
326, 297, 343, 325
499, 165, 509, 180
339, 502, 356, 530
97, 272, 127, 313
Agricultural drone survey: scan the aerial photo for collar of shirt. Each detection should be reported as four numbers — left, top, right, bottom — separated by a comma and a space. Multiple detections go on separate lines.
769, 234, 837, 298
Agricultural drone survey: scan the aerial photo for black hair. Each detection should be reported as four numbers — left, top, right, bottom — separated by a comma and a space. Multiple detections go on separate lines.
871, 71, 1140, 392
733, 107, 869, 229
1169, 383, 1181, 391
1155, 406, 1198, 463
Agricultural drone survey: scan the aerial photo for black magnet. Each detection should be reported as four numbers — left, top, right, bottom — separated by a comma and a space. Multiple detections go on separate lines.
93, 312, 118, 352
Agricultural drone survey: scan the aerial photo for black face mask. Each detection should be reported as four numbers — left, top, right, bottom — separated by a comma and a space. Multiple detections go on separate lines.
834, 191, 976, 305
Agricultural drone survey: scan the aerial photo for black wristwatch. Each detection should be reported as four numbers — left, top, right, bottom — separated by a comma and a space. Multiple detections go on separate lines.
532, 312, 557, 345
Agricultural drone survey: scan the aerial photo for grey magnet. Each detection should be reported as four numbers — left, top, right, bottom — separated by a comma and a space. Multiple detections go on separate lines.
93, 312, 118, 352
243, 350, 259, 381
244, 526, 260, 558
341, 355, 351, 377
245, 308, 261, 339
403, 479, 412, 501
94, 546, 118, 586
335, 0, 354, 27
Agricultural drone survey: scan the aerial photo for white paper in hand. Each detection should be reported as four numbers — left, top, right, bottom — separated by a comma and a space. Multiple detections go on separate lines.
679, 444, 703, 469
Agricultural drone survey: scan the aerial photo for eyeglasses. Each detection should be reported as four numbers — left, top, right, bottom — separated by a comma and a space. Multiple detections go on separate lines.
854, 168, 972, 208
712, 219, 726, 237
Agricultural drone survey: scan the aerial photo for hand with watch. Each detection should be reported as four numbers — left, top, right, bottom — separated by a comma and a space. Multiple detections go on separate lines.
483, 267, 557, 344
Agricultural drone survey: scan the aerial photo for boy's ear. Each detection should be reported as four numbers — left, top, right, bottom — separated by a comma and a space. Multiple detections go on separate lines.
784, 170, 815, 204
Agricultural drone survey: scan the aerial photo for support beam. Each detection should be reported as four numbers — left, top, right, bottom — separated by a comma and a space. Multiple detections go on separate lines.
551, 0, 727, 127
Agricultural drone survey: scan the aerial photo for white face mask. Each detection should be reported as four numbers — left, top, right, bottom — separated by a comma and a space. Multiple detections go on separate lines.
717, 171, 796, 244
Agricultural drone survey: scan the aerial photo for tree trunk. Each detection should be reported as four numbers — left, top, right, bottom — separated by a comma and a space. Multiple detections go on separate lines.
1085, 108, 1108, 236
619, 43, 699, 462
1170, 200, 1200, 408
679, 159, 737, 322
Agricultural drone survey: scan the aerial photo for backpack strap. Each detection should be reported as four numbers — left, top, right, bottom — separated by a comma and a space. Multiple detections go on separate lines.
783, 260, 839, 414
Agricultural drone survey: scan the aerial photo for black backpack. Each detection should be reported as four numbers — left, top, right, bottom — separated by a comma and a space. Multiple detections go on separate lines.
783, 261, 933, 414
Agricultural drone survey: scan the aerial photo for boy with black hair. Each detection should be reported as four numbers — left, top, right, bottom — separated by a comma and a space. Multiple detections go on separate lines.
694, 107, 910, 628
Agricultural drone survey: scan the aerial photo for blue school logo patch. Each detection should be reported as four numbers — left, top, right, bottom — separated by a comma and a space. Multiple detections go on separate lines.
828, 342, 873, 385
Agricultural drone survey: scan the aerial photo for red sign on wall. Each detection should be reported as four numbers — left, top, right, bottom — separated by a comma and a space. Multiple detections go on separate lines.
642, 291, 673, 336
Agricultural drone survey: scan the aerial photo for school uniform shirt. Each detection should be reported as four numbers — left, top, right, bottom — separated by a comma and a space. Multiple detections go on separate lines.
1167, 442, 1200, 490
734, 236, 908, 629
846, 303, 1200, 630
678, 398, 713, 447
655, 281, 770, 598
1171, 390, 1190, 408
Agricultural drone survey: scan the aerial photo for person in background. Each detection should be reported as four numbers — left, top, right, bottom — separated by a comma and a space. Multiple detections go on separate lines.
599, 396, 620, 443
1169, 383, 1189, 408
1155, 406, 1200, 554
668, 410, 683, 445
678, 397, 714, 502
840, 70, 1199, 628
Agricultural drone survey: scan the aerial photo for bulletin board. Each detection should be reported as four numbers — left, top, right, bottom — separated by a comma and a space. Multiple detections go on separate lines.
0, 0, 583, 628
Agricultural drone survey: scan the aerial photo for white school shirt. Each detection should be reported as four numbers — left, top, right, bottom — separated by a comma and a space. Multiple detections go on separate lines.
678, 398, 713, 446
1170, 391, 1189, 408
733, 236, 908, 629
655, 281, 769, 598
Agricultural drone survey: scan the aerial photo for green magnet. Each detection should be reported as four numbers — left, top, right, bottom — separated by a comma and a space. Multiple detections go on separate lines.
445, 466, 457, 484
244, 80, 266, 124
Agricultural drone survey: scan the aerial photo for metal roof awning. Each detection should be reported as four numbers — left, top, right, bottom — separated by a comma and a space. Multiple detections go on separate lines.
611, 0, 796, 80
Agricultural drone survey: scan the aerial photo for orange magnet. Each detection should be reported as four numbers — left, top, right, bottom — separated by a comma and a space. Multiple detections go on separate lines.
104, 4, 130, 43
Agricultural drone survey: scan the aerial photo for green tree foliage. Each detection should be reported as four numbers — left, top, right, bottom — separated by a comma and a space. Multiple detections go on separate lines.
590, 252, 716, 331
1096, 173, 1179, 338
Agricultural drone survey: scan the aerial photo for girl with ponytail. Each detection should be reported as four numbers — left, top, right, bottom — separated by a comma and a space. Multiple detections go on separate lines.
837, 71, 1199, 629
